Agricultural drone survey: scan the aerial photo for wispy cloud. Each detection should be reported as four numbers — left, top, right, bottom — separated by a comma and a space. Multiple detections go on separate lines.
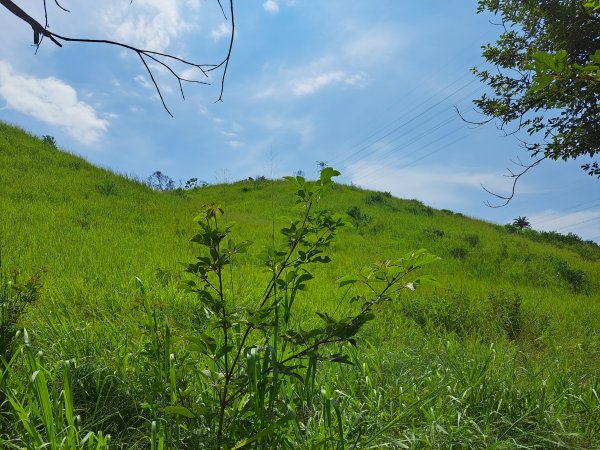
292, 70, 367, 96
211, 23, 231, 42
253, 26, 406, 100
529, 209, 600, 240
346, 160, 538, 209
0, 61, 109, 145
256, 59, 368, 99
101, 0, 196, 51
255, 114, 315, 146
263, 0, 279, 13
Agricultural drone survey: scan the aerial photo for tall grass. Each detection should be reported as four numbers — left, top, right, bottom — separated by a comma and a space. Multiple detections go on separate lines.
0, 121, 599, 447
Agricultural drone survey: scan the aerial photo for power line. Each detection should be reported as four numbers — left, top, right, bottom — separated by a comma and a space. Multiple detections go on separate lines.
331, 78, 480, 170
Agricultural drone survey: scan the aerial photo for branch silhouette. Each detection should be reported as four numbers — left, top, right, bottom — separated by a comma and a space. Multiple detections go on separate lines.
481, 156, 547, 208
0, 0, 235, 116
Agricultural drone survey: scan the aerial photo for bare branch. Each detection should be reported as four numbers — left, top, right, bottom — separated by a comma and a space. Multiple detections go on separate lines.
482, 156, 547, 208
454, 106, 494, 127
0, 0, 234, 114
53, 0, 69, 13
212, 0, 234, 102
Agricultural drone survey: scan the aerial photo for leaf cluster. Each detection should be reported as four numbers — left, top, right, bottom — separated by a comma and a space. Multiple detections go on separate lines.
174, 168, 439, 447
474, 0, 600, 166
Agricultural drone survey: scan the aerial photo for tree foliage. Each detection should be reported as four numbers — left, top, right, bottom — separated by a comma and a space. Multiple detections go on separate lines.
473, 0, 600, 177
512, 216, 531, 229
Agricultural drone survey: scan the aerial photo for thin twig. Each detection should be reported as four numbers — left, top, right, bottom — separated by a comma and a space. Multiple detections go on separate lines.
482, 156, 547, 208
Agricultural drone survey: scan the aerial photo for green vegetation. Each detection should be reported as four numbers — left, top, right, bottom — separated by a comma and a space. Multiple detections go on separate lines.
1, 122, 600, 448
475, 0, 600, 167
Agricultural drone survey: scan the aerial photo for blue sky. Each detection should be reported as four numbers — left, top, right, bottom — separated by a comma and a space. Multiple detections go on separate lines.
1, 1, 599, 242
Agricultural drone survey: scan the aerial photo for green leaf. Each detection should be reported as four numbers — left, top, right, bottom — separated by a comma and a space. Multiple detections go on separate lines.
337, 275, 359, 287
413, 275, 442, 288
160, 406, 195, 419
214, 344, 234, 360
319, 167, 341, 183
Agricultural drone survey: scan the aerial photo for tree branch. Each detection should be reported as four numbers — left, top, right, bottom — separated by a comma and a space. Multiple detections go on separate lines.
482, 156, 547, 208
0, 0, 235, 115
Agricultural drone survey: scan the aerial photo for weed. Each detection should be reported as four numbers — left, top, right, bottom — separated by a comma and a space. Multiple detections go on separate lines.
1, 265, 45, 361
347, 205, 371, 226
173, 168, 438, 447
463, 233, 480, 247
401, 292, 477, 336
1, 332, 111, 449
549, 256, 587, 293
365, 192, 391, 205
96, 180, 117, 196
489, 290, 522, 339
422, 228, 445, 238
405, 200, 434, 217
449, 246, 468, 260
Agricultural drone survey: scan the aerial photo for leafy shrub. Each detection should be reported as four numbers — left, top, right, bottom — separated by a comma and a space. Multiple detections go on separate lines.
400, 292, 477, 336
1, 266, 45, 361
171, 168, 438, 447
95, 180, 117, 196
505, 226, 600, 261
365, 191, 391, 205
489, 290, 522, 340
463, 233, 480, 247
241, 176, 269, 192
41, 135, 56, 147
347, 205, 371, 226
449, 246, 468, 260
405, 200, 434, 216
549, 256, 587, 293
422, 228, 445, 238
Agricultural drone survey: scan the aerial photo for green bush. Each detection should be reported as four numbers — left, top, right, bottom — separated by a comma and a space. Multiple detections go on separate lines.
489, 290, 522, 340
463, 233, 480, 247
347, 205, 371, 226
449, 246, 468, 260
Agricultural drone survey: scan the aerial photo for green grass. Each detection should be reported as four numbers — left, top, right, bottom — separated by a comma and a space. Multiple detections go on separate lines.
1, 121, 599, 448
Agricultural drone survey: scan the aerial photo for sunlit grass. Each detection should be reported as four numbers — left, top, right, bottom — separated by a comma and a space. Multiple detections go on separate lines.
1, 121, 599, 448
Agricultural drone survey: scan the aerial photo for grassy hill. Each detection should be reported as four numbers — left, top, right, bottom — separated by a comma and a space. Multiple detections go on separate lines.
1, 121, 599, 448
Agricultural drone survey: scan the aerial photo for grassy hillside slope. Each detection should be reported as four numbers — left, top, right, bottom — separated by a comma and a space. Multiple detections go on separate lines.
1, 122, 599, 448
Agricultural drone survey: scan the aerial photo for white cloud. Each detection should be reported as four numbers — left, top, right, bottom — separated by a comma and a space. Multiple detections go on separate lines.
253, 26, 405, 100
226, 140, 243, 148
292, 70, 367, 96
346, 160, 536, 209
343, 28, 407, 65
134, 74, 152, 89
101, 0, 196, 51
529, 210, 600, 240
0, 61, 109, 145
255, 114, 315, 146
211, 23, 231, 42
263, 0, 280, 13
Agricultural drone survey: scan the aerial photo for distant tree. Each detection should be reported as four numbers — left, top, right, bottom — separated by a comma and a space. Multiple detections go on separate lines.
184, 178, 198, 190
41, 135, 56, 147
471, 0, 600, 205
147, 171, 174, 191
512, 216, 531, 230
0, 0, 235, 114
